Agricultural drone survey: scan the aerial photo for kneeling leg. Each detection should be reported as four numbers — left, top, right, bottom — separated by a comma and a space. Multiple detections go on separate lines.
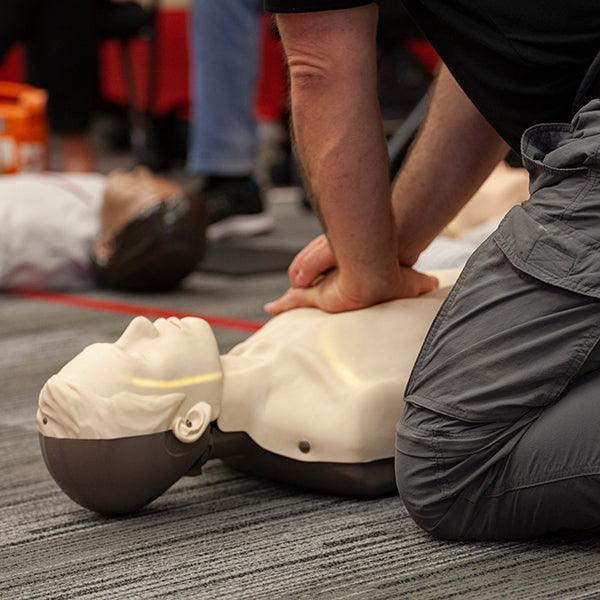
398, 365, 600, 540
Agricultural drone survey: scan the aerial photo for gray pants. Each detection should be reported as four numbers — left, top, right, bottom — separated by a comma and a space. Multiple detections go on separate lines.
396, 100, 600, 541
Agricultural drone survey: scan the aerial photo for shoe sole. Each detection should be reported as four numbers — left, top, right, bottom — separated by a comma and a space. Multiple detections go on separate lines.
207, 213, 275, 242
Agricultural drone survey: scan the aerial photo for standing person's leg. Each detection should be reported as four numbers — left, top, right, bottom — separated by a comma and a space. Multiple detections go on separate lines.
189, 0, 262, 176
27, 0, 96, 171
188, 0, 273, 240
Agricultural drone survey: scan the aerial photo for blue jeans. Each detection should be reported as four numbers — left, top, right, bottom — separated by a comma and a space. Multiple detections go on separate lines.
187, 0, 263, 175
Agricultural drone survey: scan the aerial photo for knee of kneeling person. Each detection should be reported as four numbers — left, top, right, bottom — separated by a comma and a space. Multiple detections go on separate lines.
395, 455, 478, 541
394, 448, 445, 536
395, 410, 479, 542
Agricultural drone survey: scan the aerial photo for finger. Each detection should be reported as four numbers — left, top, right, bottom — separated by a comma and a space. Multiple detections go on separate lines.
290, 239, 334, 288
403, 269, 439, 297
298, 242, 335, 287
288, 236, 323, 284
423, 274, 439, 293
263, 286, 317, 315
289, 236, 329, 287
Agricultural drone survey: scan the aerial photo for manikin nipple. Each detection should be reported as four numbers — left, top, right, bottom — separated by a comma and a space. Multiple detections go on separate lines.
171, 401, 212, 443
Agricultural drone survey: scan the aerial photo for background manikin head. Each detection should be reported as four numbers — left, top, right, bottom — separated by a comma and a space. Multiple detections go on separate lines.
91, 167, 207, 291
95, 167, 184, 262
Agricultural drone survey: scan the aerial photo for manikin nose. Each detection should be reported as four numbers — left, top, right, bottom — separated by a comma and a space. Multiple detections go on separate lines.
116, 316, 160, 349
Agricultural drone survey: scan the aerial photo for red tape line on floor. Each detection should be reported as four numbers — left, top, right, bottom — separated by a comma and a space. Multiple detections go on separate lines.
14, 290, 264, 333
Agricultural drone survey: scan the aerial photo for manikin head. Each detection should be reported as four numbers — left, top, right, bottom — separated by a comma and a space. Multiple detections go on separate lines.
91, 167, 207, 291
38, 316, 223, 514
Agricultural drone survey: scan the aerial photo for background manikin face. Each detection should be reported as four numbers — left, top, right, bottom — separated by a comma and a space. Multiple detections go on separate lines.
95, 167, 185, 262
38, 316, 222, 442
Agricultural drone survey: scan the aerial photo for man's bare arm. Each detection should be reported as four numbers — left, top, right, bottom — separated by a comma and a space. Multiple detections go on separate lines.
267, 6, 437, 314
393, 66, 509, 264
286, 67, 509, 291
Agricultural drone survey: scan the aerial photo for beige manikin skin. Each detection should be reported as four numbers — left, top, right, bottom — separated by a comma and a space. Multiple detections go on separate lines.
38, 268, 459, 464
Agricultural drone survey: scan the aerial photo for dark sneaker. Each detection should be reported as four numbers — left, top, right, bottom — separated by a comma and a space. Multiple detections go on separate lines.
203, 176, 275, 242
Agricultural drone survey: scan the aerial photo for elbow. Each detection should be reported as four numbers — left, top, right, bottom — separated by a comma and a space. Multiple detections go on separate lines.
276, 6, 378, 95
287, 52, 346, 93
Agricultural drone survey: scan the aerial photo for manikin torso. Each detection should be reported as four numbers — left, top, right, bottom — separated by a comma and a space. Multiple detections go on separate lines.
220, 269, 459, 463
38, 269, 459, 465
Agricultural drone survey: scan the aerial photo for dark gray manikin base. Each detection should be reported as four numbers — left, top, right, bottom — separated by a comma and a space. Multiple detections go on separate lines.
222, 436, 395, 499
40, 430, 211, 515
40, 425, 395, 516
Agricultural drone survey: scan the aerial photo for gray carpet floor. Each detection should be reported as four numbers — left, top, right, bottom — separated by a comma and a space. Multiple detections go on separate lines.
2, 201, 600, 600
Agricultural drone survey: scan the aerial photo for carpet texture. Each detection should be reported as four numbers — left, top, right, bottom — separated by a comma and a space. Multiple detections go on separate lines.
2, 284, 600, 600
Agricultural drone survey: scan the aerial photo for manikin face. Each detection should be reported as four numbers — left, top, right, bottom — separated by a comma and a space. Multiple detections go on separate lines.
38, 316, 223, 443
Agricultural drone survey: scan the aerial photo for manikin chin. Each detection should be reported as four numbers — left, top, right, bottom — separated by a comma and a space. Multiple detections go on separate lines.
38, 269, 459, 515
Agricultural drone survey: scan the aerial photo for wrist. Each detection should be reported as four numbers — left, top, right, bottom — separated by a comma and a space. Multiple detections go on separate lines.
394, 209, 424, 266
339, 261, 402, 298
396, 236, 423, 267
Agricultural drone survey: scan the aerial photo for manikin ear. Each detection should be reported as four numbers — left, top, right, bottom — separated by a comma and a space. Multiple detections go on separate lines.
171, 401, 212, 443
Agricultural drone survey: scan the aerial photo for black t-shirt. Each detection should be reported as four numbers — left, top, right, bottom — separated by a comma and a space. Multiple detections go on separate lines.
265, 0, 600, 153
266, 0, 374, 12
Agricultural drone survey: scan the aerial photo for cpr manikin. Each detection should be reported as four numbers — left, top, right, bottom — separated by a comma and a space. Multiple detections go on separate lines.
38, 269, 459, 514
0, 167, 205, 291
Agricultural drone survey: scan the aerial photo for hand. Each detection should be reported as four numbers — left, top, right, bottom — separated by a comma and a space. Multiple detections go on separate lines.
288, 234, 336, 288
288, 233, 422, 289
264, 265, 438, 315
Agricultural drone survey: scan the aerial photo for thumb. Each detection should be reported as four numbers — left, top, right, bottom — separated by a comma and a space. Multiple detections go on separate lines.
402, 269, 439, 297
291, 236, 333, 288
264, 286, 317, 316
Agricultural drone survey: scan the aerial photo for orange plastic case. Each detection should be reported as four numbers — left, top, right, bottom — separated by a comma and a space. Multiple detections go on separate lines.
0, 82, 48, 173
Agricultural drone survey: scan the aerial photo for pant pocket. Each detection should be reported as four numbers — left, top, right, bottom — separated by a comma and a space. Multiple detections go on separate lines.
405, 215, 600, 426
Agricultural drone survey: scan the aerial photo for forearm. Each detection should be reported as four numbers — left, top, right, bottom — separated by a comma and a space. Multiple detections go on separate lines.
278, 6, 399, 285
393, 66, 509, 263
